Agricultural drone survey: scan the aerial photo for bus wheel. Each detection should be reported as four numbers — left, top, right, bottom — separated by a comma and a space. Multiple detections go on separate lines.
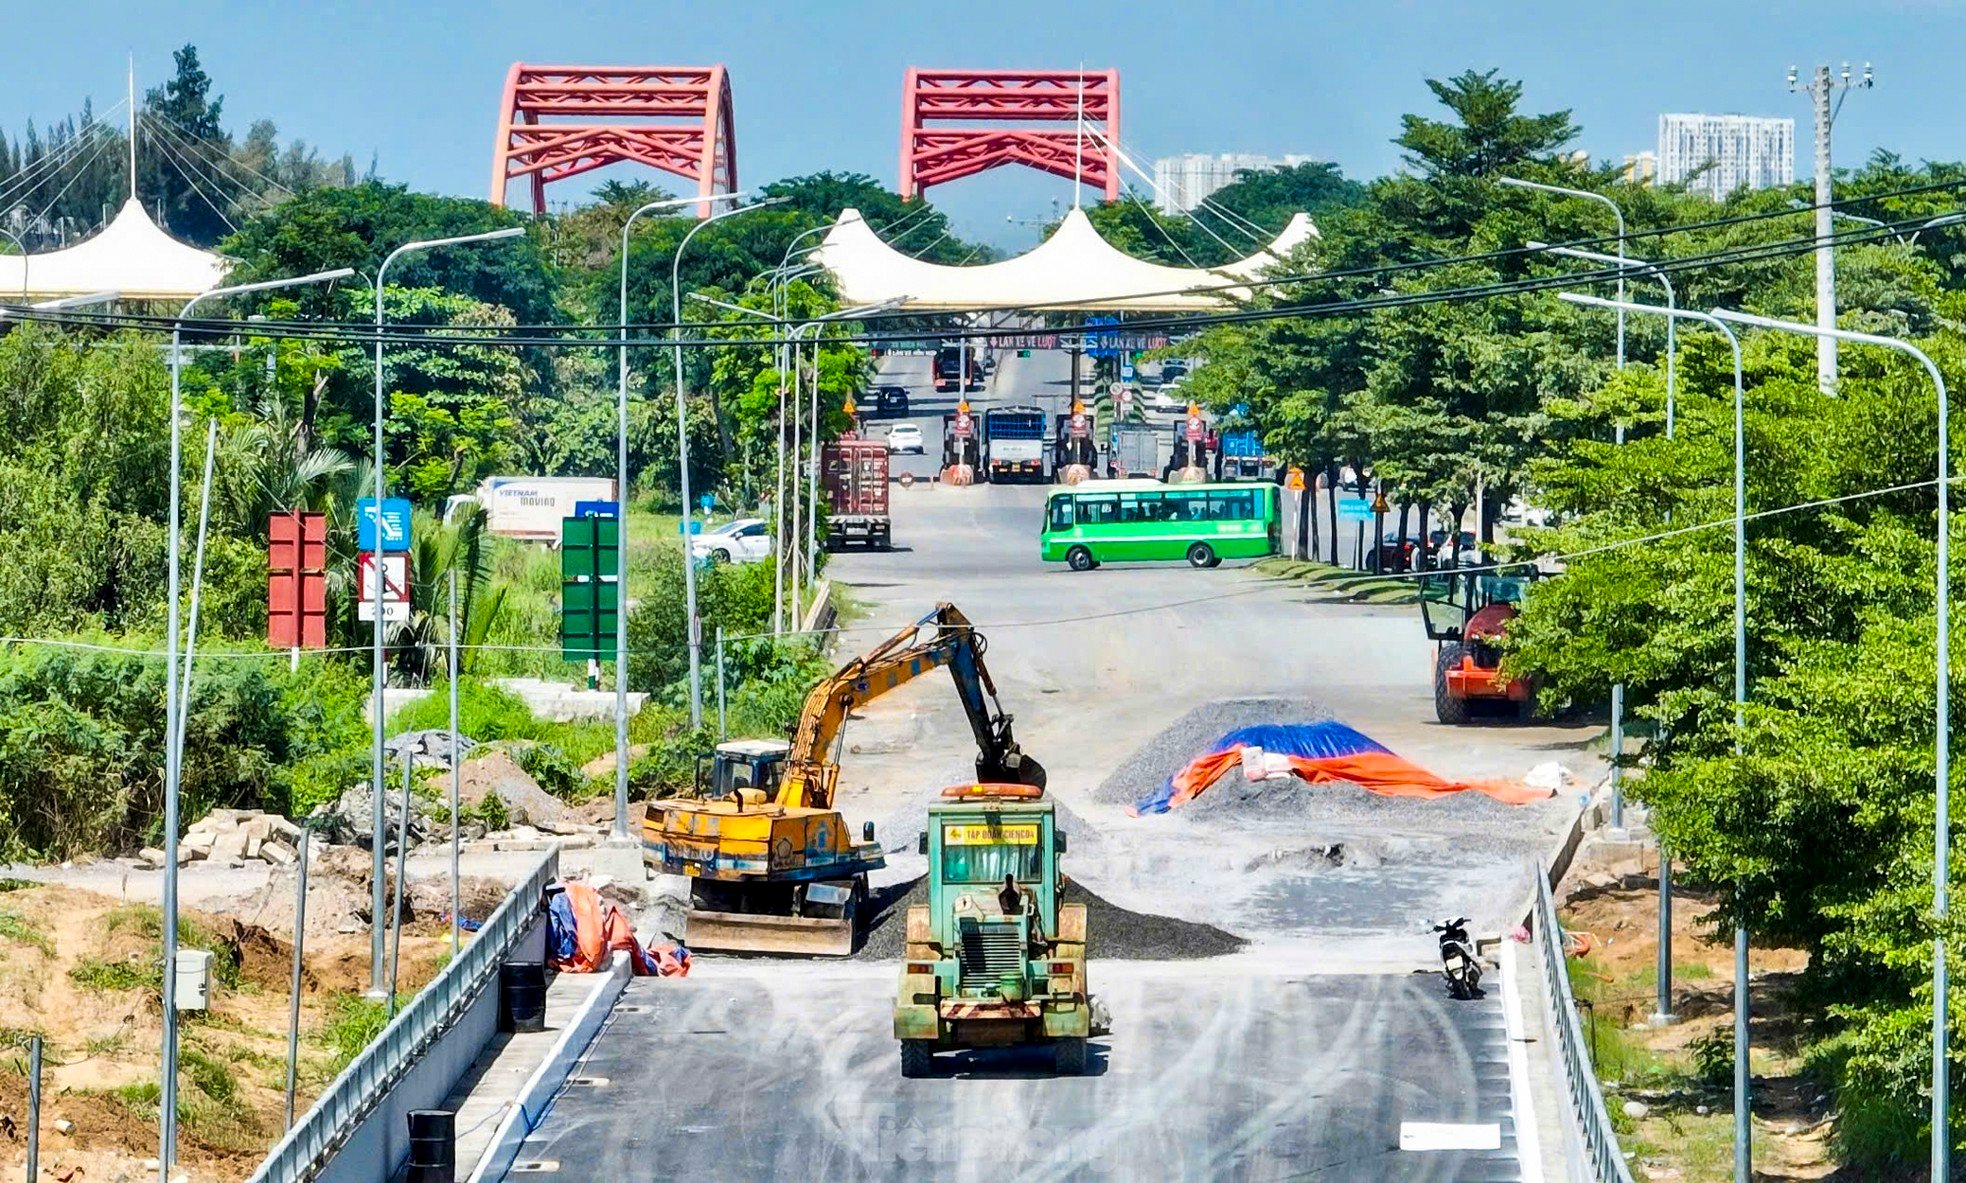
1186, 542, 1216, 569
1067, 546, 1096, 572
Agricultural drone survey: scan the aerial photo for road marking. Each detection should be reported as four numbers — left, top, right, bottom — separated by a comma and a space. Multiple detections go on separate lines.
1500, 937, 1546, 1182
1399, 1122, 1502, 1151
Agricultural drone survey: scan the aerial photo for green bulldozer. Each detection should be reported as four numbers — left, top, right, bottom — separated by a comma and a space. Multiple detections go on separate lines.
893, 783, 1090, 1077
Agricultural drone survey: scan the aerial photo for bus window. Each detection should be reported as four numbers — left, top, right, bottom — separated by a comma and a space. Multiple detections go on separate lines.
1077, 495, 1117, 524
1047, 498, 1074, 532
1209, 491, 1255, 520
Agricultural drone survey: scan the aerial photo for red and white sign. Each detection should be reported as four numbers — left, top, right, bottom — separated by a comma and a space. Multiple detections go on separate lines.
1185, 413, 1205, 443
953, 411, 973, 438
357, 552, 411, 623
1070, 412, 1089, 439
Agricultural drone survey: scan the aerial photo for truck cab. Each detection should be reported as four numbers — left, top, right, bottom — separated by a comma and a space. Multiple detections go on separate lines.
894, 784, 1089, 1077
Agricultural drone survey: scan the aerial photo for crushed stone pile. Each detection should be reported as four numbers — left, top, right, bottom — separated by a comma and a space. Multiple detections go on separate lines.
1093, 696, 1527, 825
854, 875, 1245, 962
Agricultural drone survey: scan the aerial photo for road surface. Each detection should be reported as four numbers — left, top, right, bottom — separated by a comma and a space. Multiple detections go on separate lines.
515, 353, 1595, 1181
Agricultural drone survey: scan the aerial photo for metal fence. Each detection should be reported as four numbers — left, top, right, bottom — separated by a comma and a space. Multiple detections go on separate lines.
246, 849, 558, 1183
1534, 862, 1637, 1183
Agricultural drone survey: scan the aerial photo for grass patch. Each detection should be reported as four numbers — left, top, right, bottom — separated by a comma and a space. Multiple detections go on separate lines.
82, 1030, 127, 1057
70, 957, 159, 994
321, 993, 390, 1072
181, 1045, 238, 1104
1253, 557, 1418, 603
101, 904, 239, 987
0, 878, 35, 892
0, 909, 53, 956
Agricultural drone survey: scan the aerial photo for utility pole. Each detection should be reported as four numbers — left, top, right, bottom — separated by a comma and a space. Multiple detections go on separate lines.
1789, 61, 1873, 393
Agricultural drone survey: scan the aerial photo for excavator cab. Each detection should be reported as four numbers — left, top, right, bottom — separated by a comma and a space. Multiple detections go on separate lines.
698, 738, 791, 806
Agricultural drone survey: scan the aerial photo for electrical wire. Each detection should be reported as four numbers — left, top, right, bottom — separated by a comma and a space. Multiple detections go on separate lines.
1, 208, 1942, 351
142, 113, 278, 214
143, 107, 296, 199
0, 104, 123, 209
146, 122, 239, 235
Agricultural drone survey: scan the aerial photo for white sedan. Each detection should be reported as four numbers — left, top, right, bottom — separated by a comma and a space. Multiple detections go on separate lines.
887, 423, 926, 454
691, 518, 772, 564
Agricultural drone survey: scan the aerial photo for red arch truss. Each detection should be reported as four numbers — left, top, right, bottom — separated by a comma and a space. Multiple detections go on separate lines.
490, 64, 737, 216
900, 68, 1121, 201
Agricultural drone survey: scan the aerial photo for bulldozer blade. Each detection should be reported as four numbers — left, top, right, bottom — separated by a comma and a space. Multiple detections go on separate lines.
685, 908, 858, 957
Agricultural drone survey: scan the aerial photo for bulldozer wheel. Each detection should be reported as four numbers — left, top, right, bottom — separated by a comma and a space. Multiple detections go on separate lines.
1053, 1037, 1087, 1075
900, 1040, 935, 1078
1434, 643, 1472, 725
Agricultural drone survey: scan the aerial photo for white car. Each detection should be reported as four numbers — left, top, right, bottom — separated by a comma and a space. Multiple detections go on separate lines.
692, 518, 772, 565
887, 423, 926, 454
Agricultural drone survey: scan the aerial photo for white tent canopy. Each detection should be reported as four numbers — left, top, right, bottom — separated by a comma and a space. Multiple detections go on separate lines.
0, 198, 229, 302
812, 206, 1317, 312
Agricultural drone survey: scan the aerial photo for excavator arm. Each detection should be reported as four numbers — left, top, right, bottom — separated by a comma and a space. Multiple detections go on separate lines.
775, 602, 1046, 810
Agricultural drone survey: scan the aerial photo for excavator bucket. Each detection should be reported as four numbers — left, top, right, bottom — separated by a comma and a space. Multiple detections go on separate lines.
978, 750, 1047, 790
684, 908, 859, 957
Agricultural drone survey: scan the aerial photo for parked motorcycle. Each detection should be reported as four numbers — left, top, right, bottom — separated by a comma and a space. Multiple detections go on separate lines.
1434, 917, 1483, 999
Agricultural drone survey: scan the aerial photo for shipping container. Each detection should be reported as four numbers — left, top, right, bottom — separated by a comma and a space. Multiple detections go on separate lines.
822, 437, 892, 550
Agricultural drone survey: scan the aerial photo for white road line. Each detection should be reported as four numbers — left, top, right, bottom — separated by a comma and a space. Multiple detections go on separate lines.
1500, 937, 1546, 1183
1399, 1121, 1503, 1151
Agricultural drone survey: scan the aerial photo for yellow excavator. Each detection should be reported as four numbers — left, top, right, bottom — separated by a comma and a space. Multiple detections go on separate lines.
643, 602, 1045, 955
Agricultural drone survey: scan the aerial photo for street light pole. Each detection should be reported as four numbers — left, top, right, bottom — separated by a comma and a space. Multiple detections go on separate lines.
1529, 241, 1676, 438
1500, 177, 1628, 369
1558, 291, 1748, 1178
162, 266, 352, 1177
613, 193, 742, 839
1505, 177, 1634, 829
670, 197, 784, 727
369, 228, 522, 996
1711, 307, 1949, 1183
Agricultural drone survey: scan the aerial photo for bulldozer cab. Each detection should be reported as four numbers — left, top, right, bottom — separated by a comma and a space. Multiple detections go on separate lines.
919, 788, 1061, 966
1418, 566, 1539, 643
699, 738, 791, 801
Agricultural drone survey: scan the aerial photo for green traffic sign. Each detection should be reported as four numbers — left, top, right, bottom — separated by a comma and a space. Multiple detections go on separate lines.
560, 515, 621, 661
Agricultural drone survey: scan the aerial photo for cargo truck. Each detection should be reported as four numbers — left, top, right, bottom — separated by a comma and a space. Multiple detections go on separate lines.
982, 406, 1047, 484
443, 476, 618, 543
822, 437, 891, 550
1109, 422, 1163, 479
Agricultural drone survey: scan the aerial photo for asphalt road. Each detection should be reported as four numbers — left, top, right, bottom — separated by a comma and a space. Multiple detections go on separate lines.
524, 960, 1525, 1183
517, 356, 1595, 1181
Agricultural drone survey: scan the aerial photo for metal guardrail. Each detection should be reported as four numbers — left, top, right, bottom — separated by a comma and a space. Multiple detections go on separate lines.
1534, 862, 1637, 1183
247, 849, 558, 1183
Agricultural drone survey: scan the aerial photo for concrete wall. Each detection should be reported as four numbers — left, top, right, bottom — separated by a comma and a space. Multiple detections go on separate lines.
314, 918, 546, 1183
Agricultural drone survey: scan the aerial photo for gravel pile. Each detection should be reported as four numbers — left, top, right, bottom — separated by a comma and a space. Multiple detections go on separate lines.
1092, 696, 1530, 827
1092, 697, 1331, 809
855, 874, 1245, 961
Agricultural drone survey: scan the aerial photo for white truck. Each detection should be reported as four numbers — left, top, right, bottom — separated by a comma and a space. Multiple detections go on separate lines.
444, 476, 618, 543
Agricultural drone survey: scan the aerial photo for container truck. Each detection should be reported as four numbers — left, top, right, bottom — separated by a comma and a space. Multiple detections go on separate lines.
822, 437, 892, 550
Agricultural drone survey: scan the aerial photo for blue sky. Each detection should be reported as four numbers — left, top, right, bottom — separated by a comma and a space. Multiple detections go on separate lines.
8, 0, 1966, 245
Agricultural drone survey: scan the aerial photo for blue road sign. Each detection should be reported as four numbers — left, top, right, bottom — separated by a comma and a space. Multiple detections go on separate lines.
1337, 497, 1374, 524
1086, 315, 1121, 360
679, 520, 702, 535
699, 493, 715, 512
573, 499, 620, 519
356, 497, 413, 552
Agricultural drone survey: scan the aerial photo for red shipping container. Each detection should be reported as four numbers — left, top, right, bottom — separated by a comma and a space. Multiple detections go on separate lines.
267, 511, 328, 649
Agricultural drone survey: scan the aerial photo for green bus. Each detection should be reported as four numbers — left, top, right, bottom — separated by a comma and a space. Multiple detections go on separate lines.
1040, 479, 1281, 570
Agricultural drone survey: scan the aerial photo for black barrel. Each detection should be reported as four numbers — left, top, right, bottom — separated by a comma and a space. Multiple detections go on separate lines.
404, 1109, 454, 1183
499, 959, 547, 1033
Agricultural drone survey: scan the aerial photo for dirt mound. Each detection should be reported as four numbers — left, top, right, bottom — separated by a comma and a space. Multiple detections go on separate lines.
853, 875, 1245, 961
458, 750, 578, 831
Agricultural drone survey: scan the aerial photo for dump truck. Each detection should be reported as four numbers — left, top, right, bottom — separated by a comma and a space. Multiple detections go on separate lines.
821, 436, 891, 551
644, 603, 1045, 955
895, 783, 1089, 1077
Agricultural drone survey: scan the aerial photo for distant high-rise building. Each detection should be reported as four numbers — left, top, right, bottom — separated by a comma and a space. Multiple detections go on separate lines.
1152, 153, 1320, 213
1657, 114, 1794, 199
1623, 151, 1658, 185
